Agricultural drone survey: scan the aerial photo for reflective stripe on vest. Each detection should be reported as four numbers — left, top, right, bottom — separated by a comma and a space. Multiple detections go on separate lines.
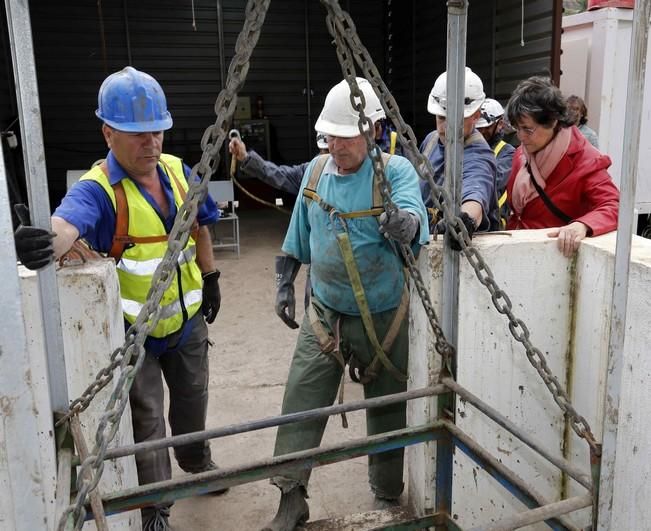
122, 288, 203, 323
493, 139, 507, 157
80, 153, 203, 338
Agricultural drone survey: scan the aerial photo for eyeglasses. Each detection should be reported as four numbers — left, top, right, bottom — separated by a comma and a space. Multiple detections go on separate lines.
513, 125, 538, 136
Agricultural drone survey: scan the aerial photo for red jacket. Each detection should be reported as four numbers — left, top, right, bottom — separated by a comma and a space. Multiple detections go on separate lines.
506, 126, 619, 236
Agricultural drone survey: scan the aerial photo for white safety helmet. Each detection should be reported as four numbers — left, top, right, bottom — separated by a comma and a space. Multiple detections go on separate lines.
476, 98, 505, 128
316, 132, 328, 150
314, 78, 386, 138
427, 67, 485, 118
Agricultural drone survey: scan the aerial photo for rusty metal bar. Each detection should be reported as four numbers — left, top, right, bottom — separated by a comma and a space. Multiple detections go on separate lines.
445, 421, 581, 531
74, 385, 447, 465
69, 417, 109, 531
467, 493, 592, 531
54, 448, 73, 531
89, 422, 447, 517
442, 377, 592, 490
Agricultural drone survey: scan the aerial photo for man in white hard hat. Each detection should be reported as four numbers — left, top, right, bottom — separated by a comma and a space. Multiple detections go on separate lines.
476, 98, 516, 226
421, 67, 499, 247
476, 98, 516, 196
262, 78, 428, 531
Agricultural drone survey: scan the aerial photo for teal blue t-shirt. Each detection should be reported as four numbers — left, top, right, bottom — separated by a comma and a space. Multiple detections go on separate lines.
282, 155, 429, 315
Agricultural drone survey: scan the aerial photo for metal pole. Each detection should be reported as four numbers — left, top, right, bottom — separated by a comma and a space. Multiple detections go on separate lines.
96, 423, 447, 515
442, 377, 592, 490
76, 385, 448, 465
442, 0, 467, 347
598, 1, 651, 529
436, 1, 468, 526
5, 0, 68, 411
467, 494, 592, 531
0, 135, 51, 530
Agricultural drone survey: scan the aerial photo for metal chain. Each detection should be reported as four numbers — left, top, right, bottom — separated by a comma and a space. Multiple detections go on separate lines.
320, 0, 598, 452
56, 1, 271, 529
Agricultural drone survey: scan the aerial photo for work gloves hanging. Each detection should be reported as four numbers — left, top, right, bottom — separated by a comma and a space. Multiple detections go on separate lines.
13, 203, 56, 270
202, 270, 221, 324
434, 211, 477, 251
378, 208, 419, 245
275, 255, 301, 329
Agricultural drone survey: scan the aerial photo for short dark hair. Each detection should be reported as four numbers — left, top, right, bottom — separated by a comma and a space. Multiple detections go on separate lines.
566, 95, 589, 125
506, 76, 574, 129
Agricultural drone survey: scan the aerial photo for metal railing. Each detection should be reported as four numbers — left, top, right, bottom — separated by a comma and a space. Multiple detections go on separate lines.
71, 382, 593, 530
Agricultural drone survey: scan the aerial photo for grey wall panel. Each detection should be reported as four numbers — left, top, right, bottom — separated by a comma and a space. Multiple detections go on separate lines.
493, 0, 557, 102
20, 0, 386, 205
1, 0, 554, 208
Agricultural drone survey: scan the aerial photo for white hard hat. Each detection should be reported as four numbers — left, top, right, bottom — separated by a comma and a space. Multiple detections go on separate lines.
314, 78, 386, 138
427, 67, 485, 118
316, 132, 328, 150
476, 98, 505, 128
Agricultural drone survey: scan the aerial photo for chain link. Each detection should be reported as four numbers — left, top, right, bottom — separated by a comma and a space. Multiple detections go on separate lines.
56, 1, 271, 529
320, 0, 598, 452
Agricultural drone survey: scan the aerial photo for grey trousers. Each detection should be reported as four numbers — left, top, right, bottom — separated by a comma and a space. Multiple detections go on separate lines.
129, 312, 212, 515
272, 297, 408, 499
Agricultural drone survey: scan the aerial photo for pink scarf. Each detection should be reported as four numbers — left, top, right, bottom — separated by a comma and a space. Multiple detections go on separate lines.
511, 126, 572, 214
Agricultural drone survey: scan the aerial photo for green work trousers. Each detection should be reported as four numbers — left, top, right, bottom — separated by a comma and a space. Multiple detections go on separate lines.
272, 296, 408, 499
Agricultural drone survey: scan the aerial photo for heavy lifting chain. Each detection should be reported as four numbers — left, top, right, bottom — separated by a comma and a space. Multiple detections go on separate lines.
56, 1, 271, 529
320, 0, 599, 453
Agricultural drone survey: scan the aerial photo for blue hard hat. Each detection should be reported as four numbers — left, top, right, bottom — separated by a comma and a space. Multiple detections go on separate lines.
96, 66, 173, 133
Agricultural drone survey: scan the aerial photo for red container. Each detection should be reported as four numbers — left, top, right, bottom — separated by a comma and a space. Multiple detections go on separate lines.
588, 0, 634, 9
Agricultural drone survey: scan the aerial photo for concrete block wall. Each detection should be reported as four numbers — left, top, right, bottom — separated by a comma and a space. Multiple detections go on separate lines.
408, 230, 651, 529
0, 260, 141, 530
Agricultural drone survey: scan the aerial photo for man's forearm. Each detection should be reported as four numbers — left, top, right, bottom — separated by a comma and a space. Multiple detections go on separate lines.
51, 216, 80, 258
461, 200, 483, 228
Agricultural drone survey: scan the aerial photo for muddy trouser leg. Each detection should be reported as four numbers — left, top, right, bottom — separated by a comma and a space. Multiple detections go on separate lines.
162, 313, 212, 472
272, 300, 343, 493
129, 349, 172, 520
346, 309, 409, 500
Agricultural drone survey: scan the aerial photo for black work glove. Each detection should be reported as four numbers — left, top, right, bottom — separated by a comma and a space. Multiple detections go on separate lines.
202, 270, 221, 324
275, 255, 301, 329
13, 203, 56, 270
435, 211, 477, 251
378, 208, 419, 245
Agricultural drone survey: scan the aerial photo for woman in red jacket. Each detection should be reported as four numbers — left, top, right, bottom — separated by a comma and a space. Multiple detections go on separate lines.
504, 76, 619, 257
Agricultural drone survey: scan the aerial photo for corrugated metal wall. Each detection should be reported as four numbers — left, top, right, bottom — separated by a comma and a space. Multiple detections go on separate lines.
1, 0, 557, 208
389, 0, 559, 142
0, 1, 385, 206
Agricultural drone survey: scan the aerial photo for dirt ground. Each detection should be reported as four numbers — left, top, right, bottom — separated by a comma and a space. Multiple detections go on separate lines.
169, 209, 409, 531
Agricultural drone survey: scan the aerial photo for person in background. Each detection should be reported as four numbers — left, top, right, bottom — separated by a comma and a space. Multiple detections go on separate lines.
566, 95, 599, 149
476, 98, 516, 227
13, 66, 225, 531
420, 67, 499, 247
505, 77, 619, 257
262, 77, 428, 531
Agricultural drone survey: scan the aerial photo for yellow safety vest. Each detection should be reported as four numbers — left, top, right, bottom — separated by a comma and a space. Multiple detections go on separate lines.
494, 140, 509, 229
80, 154, 203, 338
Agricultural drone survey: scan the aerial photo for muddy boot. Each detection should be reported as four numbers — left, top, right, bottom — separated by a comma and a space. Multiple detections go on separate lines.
261, 487, 310, 531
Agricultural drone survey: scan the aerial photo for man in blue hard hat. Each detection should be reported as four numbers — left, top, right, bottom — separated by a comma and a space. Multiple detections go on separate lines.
13, 66, 224, 530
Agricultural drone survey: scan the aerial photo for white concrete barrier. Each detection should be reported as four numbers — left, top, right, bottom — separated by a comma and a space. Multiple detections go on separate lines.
0, 260, 140, 530
408, 230, 651, 529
